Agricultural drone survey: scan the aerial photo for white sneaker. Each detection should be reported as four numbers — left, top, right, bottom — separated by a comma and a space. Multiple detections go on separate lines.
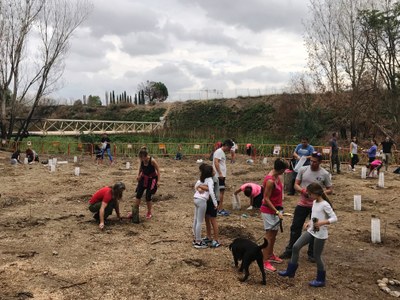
246, 206, 253, 210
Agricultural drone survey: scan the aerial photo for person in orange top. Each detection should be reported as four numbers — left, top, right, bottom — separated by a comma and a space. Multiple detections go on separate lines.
89, 182, 126, 230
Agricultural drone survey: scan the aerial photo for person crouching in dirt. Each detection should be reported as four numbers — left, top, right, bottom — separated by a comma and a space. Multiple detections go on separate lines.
246, 143, 252, 157
94, 144, 103, 164
132, 149, 160, 222
25, 148, 39, 163
88, 182, 126, 230
233, 182, 263, 210
11, 150, 22, 164
367, 159, 383, 177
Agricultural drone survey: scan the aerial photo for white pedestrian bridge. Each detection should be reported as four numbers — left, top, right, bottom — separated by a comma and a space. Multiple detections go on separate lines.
25, 119, 164, 136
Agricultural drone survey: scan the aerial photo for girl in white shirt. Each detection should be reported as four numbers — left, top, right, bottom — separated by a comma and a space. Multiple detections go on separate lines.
279, 182, 337, 287
192, 164, 217, 249
349, 136, 359, 171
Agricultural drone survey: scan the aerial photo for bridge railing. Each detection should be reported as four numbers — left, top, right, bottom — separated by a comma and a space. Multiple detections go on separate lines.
27, 119, 163, 136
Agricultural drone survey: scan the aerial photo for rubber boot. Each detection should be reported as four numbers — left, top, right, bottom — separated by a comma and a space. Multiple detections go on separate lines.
131, 205, 140, 224
309, 270, 326, 287
278, 262, 298, 278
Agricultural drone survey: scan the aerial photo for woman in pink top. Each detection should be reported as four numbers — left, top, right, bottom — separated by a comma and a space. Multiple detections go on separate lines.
261, 158, 288, 272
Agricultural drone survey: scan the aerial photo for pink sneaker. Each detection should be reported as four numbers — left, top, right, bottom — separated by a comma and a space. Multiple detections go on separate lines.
126, 212, 132, 219
264, 261, 276, 272
146, 212, 152, 219
269, 254, 283, 264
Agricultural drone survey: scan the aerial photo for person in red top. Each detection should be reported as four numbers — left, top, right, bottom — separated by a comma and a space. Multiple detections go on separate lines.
89, 182, 126, 230
261, 158, 288, 272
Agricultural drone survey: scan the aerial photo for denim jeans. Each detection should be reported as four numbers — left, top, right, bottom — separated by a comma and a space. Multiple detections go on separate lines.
101, 147, 113, 162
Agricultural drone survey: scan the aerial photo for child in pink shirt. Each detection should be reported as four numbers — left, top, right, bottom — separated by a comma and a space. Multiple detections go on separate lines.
367, 159, 383, 177
233, 182, 263, 210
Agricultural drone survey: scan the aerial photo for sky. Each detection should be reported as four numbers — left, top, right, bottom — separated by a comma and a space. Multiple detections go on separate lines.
55, 0, 310, 103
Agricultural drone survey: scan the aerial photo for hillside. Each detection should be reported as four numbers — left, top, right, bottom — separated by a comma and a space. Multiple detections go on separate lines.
31, 93, 394, 144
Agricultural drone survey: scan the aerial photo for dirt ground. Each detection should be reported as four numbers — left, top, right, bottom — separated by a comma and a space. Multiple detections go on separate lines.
1, 152, 400, 300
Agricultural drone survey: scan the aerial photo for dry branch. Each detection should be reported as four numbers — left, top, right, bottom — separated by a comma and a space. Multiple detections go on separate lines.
60, 281, 87, 289
150, 239, 178, 245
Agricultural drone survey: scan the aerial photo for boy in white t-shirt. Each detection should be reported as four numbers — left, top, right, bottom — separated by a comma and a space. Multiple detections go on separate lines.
212, 139, 234, 216
230, 138, 237, 163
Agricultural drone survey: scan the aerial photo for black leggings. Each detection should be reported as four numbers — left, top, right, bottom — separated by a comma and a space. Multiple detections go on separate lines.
135, 177, 157, 201
350, 154, 359, 168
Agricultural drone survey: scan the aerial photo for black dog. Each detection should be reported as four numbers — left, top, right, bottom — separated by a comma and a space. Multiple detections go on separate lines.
229, 238, 268, 285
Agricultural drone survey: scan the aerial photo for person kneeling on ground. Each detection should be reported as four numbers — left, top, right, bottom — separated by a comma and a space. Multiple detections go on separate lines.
88, 182, 126, 230
94, 144, 103, 164
175, 144, 183, 160
233, 183, 263, 210
11, 150, 22, 164
25, 148, 39, 163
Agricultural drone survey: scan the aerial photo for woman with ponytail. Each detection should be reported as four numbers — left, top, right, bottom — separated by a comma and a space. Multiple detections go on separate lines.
278, 182, 337, 288
89, 182, 126, 230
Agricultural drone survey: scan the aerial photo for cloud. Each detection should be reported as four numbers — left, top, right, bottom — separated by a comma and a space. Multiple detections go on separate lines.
163, 21, 261, 55
69, 30, 116, 58
181, 0, 308, 33
121, 32, 171, 56
86, 1, 159, 38
225, 66, 290, 85
142, 63, 195, 91
48, 0, 309, 102
180, 61, 213, 78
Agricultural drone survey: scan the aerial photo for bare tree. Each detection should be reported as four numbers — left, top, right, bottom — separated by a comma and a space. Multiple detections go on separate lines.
0, 0, 43, 140
305, 0, 343, 93
15, 0, 92, 141
336, 0, 375, 136
304, 0, 381, 137
359, 0, 400, 92
359, 0, 400, 131
0, 0, 92, 141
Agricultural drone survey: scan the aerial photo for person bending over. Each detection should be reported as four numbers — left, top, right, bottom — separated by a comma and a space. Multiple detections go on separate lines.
233, 182, 263, 210
88, 182, 126, 230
